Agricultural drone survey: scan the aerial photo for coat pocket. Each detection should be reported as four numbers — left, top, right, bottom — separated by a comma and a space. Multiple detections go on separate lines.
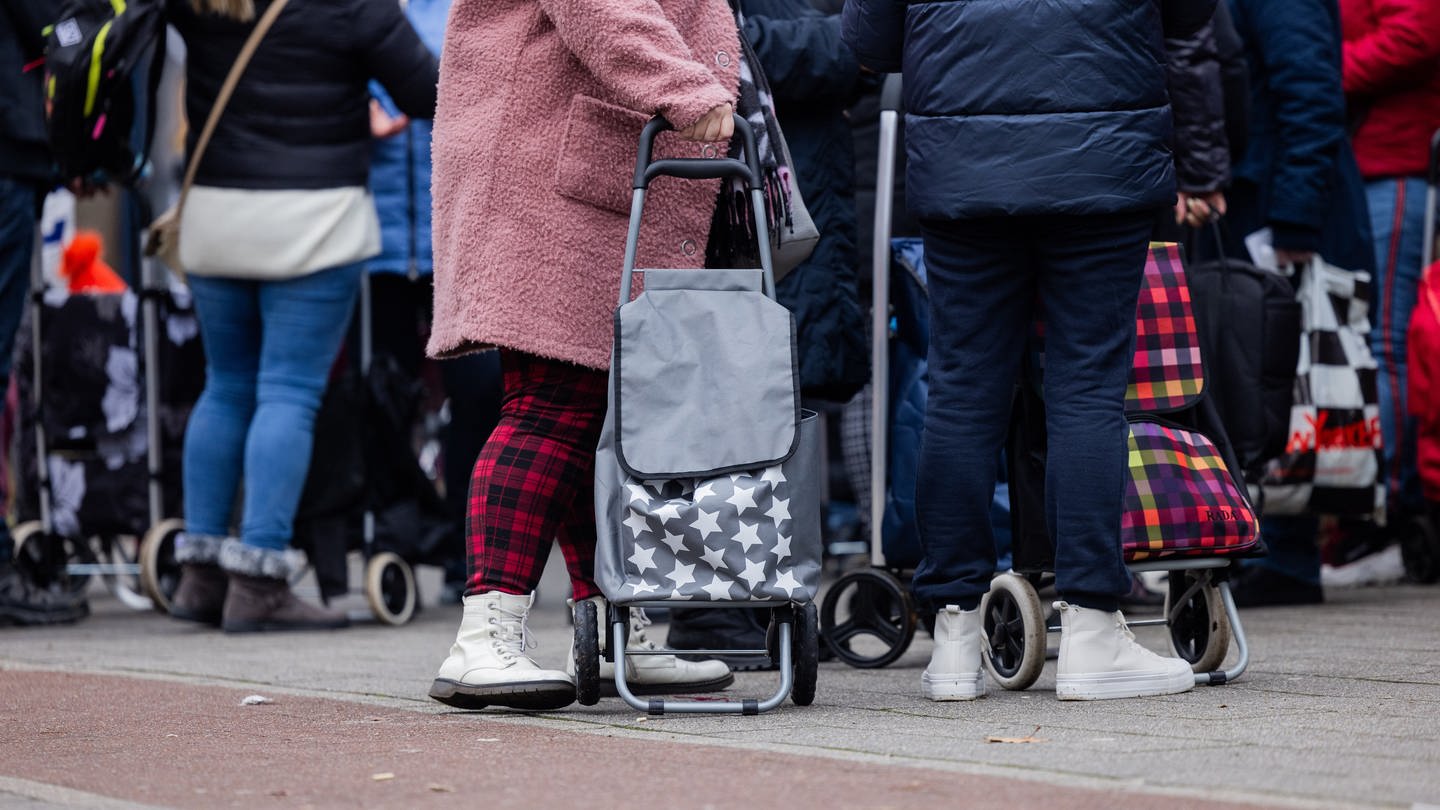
555, 94, 649, 216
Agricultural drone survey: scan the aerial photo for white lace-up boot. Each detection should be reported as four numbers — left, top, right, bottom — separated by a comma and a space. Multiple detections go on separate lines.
569, 597, 734, 696
429, 591, 575, 711
1054, 601, 1195, 700
921, 604, 985, 701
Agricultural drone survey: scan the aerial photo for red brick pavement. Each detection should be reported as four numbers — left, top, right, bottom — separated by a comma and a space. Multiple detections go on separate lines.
0, 670, 1280, 810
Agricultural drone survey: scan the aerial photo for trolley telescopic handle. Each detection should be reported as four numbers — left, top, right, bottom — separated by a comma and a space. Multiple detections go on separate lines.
870, 73, 903, 568
1423, 128, 1440, 270
620, 114, 775, 302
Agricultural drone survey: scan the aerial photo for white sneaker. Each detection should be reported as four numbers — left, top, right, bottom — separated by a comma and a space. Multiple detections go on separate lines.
570, 597, 734, 696
429, 591, 575, 711
1054, 601, 1195, 701
921, 605, 985, 701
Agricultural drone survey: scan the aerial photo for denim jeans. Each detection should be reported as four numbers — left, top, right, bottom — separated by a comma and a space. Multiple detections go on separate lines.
1366, 177, 1426, 515
912, 211, 1154, 612
183, 263, 363, 551
0, 177, 43, 565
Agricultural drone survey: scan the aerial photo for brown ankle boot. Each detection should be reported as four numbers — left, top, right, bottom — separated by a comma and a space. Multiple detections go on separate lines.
221, 574, 350, 633
170, 535, 229, 626
218, 540, 348, 633
170, 564, 228, 625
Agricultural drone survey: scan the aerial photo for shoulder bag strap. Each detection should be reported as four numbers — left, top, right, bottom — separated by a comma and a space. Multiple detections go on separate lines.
175, 0, 290, 211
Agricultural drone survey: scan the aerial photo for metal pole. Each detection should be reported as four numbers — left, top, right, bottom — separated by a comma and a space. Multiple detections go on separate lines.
359, 272, 375, 550
28, 216, 52, 533
141, 257, 165, 526
870, 89, 900, 569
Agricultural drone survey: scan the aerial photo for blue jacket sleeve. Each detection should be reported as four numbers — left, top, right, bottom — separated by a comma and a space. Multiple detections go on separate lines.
840, 0, 904, 73
743, 7, 859, 107
1248, 0, 1345, 249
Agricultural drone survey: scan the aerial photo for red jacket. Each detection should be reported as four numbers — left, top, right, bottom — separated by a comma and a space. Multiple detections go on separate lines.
1409, 262, 1440, 499
1341, 0, 1440, 179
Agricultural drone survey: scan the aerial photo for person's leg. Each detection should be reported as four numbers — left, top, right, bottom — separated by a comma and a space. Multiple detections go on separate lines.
911, 217, 1034, 611
465, 352, 607, 597
1035, 211, 1194, 700
1032, 212, 1153, 611
906, 217, 1034, 701
431, 352, 605, 710
1366, 178, 1427, 516
172, 274, 262, 623
438, 349, 502, 594
216, 263, 361, 632
0, 177, 40, 569
0, 177, 86, 626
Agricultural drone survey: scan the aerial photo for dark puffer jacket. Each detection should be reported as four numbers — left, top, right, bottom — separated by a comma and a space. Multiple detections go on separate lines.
0, 0, 52, 182
740, 0, 869, 400
1167, 11, 1231, 193
842, 0, 1215, 220
168, 0, 438, 191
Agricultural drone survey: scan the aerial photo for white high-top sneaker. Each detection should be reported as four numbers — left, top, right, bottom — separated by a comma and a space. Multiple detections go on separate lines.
429, 591, 576, 711
569, 597, 734, 696
1054, 601, 1195, 701
921, 605, 985, 701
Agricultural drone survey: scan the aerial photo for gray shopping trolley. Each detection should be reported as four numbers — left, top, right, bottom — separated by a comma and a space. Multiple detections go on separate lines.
578, 115, 823, 715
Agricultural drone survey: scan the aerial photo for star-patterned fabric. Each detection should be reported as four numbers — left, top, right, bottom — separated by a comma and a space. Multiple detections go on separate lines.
614, 464, 815, 603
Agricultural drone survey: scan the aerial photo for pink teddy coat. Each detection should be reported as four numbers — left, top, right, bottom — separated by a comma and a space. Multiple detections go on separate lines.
427, 0, 741, 369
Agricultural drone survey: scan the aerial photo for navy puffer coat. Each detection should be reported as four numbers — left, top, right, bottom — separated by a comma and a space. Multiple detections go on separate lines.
842, 0, 1215, 220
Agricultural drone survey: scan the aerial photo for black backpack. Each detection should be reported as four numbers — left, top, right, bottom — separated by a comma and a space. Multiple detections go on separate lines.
1187, 228, 1302, 480
43, 0, 166, 183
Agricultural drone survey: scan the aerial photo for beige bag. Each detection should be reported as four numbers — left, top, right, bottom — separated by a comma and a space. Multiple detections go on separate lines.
144, 0, 289, 270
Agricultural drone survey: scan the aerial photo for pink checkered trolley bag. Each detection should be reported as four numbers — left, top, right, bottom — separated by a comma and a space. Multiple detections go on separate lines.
994, 242, 1263, 691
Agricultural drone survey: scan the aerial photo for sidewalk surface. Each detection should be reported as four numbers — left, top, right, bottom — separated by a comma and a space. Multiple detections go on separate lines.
2, 568, 1437, 810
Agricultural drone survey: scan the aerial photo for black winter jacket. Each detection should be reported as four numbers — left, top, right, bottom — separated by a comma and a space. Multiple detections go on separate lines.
169, 0, 437, 190
1167, 12, 1230, 193
0, 0, 53, 182
740, 0, 869, 400
842, 0, 1216, 219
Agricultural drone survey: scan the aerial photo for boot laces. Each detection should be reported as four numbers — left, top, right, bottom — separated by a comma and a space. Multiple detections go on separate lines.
1113, 612, 1143, 648
487, 602, 536, 661
628, 609, 658, 651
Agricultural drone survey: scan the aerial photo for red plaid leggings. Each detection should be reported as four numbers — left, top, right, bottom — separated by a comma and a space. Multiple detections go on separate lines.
465, 352, 606, 601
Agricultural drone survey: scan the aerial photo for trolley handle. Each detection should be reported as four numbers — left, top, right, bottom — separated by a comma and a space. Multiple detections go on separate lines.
879, 73, 903, 114
632, 114, 762, 192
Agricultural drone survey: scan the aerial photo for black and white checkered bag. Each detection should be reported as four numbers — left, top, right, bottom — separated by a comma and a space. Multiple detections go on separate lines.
1261, 257, 1386, 520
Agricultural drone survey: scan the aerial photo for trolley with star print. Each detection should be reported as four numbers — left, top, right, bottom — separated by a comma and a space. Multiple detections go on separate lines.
579, 114, 824, 715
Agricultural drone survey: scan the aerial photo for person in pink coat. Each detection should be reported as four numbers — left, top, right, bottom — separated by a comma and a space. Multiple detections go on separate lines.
426, 0, 742, 710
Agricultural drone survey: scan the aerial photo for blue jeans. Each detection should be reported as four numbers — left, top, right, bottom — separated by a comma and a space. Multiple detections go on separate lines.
183, 264, 363, 551
0, 178, 43, 565
1366, 177, 1426, 515
912, 212, 1153, 612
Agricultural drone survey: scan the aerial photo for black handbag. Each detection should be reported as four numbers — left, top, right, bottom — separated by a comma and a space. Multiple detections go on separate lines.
1186, 222, 1302, 478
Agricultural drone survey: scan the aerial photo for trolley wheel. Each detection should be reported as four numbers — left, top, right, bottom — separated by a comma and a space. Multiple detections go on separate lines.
819, 568, 917, 669
980, 573, 1047, 691
1400, 513, 1440, 584
363, 552, 417, 626
13, 521, 92, 596
1164, 569, 1231, 672
139, 519, 185, 614
792, 602, 820, 706
572, 599, 602, 706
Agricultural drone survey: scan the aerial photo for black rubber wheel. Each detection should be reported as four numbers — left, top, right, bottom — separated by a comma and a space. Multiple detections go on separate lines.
979, 574, 1046, 691
792, 602, 819, 706
364, 552, 417, 626
1165, 569, 1230, 672
819, 568, 917, 669
573, 599, 601, 706
13, 522, 93, 596
1401, 514, 1440, 584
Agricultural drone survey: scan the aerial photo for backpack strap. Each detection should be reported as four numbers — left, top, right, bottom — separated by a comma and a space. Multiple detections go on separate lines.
175, 0, 289, 210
